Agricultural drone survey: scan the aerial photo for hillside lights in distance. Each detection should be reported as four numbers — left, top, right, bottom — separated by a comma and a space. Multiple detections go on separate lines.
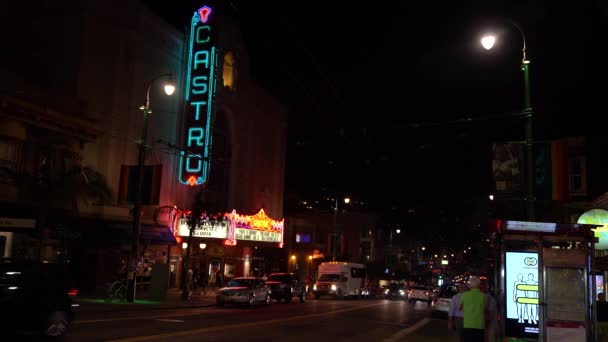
481, 35, 496, 50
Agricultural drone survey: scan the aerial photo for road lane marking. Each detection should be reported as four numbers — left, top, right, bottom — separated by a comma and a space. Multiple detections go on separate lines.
382, 317, 430, 342
76, 309, 225, 324
107, 301, 395, 342
156, 319, 184, 323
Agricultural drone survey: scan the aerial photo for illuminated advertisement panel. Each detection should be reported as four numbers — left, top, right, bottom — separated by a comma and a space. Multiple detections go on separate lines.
505, 251, 539, 338
179, 5, 218, 187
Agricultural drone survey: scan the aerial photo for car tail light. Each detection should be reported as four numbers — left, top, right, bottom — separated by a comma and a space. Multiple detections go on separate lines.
68, 288, 79, 297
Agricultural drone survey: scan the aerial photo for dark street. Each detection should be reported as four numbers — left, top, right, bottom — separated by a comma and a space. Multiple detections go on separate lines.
68, 298, 432, 342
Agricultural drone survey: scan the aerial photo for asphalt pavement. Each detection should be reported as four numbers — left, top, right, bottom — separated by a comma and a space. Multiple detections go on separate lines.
67, 298, 454, 342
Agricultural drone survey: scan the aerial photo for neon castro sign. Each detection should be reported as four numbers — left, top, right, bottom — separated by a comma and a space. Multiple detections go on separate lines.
179, 5, 217, 187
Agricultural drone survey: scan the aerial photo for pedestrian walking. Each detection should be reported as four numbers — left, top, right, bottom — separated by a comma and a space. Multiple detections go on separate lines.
449, 283, 467, 342
209, 270, 216, 289
216, 270, 223, 288
481, 282, 497, 342
459, 276, 487, 342
597, 292, 608, 341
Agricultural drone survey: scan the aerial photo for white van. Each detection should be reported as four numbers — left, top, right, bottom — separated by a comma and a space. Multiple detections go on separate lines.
312, 262, 368, 299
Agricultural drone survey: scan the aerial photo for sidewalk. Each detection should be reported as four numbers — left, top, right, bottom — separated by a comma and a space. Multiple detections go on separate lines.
76, 288, 217, 313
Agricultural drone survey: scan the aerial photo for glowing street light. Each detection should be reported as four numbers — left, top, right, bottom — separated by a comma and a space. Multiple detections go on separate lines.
163, 75, 176, 95
480, 35, 496, 50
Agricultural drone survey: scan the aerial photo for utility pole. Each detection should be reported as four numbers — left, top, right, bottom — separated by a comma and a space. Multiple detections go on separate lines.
126, 73, 174, 303
523, 62, 535, 221
332, 198, 338, 261
126, 105, 149, 303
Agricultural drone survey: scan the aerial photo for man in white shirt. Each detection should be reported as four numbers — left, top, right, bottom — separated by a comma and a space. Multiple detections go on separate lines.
449, 283, 466, 342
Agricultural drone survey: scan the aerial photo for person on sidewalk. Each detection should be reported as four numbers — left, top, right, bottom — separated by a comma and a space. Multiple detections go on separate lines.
185, 267, 194, 301
449, 283, 466, 342
597, 292, 608, 341
481, 282, 497, 342
459, 276, 487, 342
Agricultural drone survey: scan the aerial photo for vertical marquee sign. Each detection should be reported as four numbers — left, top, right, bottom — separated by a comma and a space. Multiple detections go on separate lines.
179, 5, 218, 187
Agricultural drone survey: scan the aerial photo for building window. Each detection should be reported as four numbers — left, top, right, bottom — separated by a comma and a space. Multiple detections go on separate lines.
0, 139, 24, 183
36, 147, 81, 185
569, 157, 586, 195
222, 52, 236, 91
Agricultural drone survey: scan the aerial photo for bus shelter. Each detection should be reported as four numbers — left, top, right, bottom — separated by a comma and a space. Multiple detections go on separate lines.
493, 220, 599, 342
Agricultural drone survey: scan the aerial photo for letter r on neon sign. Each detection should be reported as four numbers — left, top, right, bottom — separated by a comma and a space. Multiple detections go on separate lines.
187, 127, 204, 146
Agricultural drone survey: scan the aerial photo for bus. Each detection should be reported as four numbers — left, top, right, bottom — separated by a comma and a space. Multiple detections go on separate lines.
312, 262, 368, 299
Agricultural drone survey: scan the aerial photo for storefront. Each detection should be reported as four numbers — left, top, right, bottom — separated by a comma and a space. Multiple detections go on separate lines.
172, 208, 285, 287
0, 216, 37, 258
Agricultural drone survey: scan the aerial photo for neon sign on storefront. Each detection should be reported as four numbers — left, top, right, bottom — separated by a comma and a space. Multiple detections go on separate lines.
178, 5, 217, 187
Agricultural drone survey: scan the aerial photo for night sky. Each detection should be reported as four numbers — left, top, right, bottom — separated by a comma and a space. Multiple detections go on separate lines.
146, 1, 608, 214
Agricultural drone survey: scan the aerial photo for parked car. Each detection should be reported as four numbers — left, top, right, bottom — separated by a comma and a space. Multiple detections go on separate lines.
384, 283, 407, 300
265, 273, 307, 303
407, 285, 433, 304
432, 284, 459, 316
0, 258, 79, 341
216, 277, 271, 307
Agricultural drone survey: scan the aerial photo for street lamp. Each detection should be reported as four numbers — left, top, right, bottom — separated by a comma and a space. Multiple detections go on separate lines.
332, 196, 350, 261
480, 22, 534, 221
127, 72, 175, 303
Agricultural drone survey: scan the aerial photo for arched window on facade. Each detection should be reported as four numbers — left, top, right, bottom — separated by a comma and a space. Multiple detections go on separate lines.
222, 52, 236, 91
205, 110, 232, 212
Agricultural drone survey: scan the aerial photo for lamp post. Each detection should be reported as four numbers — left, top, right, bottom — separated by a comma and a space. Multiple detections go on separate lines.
481, 22, 534, 221
126, 73, 175, 303
332, 196, 350, 261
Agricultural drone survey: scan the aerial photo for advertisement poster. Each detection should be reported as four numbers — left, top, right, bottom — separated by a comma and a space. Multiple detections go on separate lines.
492, 143, 523, 198
597, 275, 605, 299
505, 251, 539, 338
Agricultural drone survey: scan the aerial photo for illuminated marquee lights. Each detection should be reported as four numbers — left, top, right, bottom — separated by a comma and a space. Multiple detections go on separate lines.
169, 207, 284, 248
179, 5, 218, 186
225, 209, 285, 248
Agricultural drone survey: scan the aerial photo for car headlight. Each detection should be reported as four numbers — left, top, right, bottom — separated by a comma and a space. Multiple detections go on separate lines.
331, 284, 337, 291
313, 284, 317, 290
399, 290, 405, 295
385, 289, 389, 294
